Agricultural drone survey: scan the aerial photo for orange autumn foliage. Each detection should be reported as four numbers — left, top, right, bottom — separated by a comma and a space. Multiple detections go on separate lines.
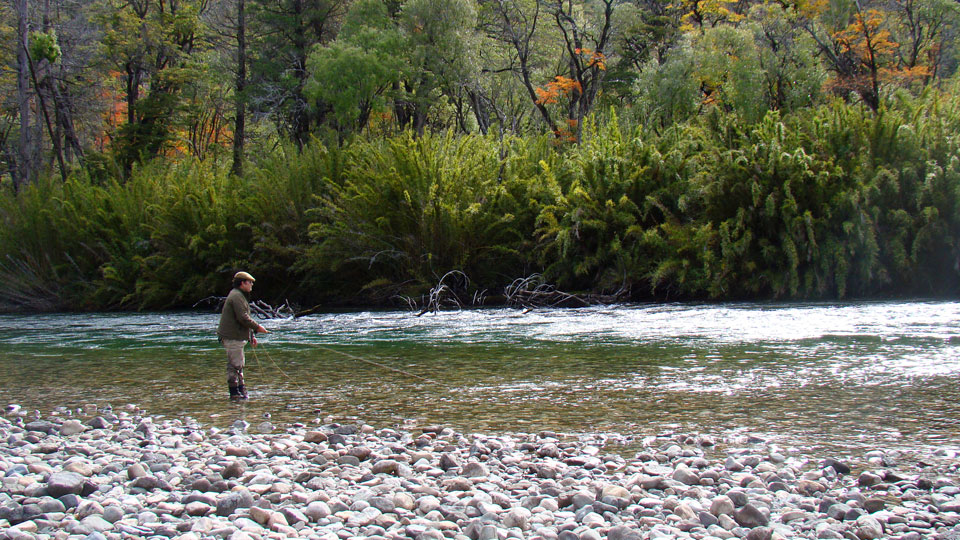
551, 118, 580, 145
833, 9, 898, 61
575, 48, 607, 71
535, 76, 582, 105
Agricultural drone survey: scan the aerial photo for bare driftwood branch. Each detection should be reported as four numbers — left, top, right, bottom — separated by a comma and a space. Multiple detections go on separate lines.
417, 270, 470, 316
251, 299, 294, 319
194, 296, 294, 319
395, 270, 475, 315
193, 296, 225, 310
398, 271, 626, 316
504, 273, 589, 309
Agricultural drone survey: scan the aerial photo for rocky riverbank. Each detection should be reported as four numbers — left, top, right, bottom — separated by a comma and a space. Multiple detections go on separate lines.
1, 405, 960, 540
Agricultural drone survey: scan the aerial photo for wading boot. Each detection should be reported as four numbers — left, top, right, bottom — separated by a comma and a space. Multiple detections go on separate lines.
237, 384, 248, 400
229, 386, 241, 400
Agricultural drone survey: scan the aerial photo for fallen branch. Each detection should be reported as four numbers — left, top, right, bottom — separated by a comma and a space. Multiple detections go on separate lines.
417, 270, 470, 316
504, 274, 589, 309
194, 296, 294, 319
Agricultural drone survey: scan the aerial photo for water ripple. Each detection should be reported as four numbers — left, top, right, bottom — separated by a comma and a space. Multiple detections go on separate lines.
0, 300, 958, 459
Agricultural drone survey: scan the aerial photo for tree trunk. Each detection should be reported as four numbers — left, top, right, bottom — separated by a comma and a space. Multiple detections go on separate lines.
51, 73, 84, 162
232, 0, 247, 177
27, 51, 68, 182
16, 0, 34, 191
291, 0, 309, 148
467, 89, 490, 135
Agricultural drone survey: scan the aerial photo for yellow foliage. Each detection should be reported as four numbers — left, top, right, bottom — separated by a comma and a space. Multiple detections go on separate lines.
675, 0, 744, 31
792, 0, 829, 19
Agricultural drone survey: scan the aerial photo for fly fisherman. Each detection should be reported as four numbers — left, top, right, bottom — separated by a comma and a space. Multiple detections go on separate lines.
217, 271, 270, 399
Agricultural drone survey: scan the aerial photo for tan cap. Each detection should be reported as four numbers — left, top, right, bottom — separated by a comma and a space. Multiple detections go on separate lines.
234, 271, 256, 282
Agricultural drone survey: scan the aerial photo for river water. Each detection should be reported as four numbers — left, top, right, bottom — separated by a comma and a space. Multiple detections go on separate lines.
0, 301, 958, 460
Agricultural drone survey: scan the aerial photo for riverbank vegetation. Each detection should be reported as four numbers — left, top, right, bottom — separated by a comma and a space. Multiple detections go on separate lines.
1, 0, 959, 310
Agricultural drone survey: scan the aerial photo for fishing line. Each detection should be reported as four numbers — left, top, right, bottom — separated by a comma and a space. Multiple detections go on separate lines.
251, 344, 305, 392
310, 343, 448, 387
251, 343, 357, 411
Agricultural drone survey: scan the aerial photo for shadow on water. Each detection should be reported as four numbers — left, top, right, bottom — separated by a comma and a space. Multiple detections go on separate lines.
1, 301, 959, 460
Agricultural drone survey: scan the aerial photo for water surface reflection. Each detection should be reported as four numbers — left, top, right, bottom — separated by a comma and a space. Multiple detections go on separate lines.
1, 301, 958, 460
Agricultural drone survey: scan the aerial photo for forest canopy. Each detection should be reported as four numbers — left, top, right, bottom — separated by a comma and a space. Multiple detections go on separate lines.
1, 0, 959, 311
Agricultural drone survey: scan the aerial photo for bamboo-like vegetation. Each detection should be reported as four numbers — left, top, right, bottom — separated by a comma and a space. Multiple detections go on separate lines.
1, 90, 958, 311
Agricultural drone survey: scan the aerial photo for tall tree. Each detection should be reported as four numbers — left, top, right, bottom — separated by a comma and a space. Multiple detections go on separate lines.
482, 0, 561, 134
305, 0, 404, 137
94, 0, 208, 171
793, 0, 937, 111
482, 0, 625, 142
394, 0, 479, 135
891, 0, 958, 81
27, 28, 68, 181
15, 0, 35, 190
248, 0, 347, 147
549, 0, 620, 141
232, 0, 246, 176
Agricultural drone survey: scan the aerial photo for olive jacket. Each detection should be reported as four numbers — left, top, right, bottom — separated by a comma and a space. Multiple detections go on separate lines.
217, 288, 258, 342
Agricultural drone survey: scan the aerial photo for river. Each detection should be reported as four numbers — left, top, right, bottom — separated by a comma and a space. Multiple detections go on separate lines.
0, 301, 958, 460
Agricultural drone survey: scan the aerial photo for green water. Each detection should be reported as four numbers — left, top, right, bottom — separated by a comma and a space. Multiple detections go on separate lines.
1, 302, 959, 458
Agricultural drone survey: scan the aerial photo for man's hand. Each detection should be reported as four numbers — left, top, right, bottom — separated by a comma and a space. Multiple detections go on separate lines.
257, 325, 270, 334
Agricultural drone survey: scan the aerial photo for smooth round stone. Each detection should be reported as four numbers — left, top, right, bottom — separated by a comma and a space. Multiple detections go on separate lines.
126, 464, 148, 480
503, 507, 532, 530
280, 507, 309, 525
76, 500, 104, 519
826, 503, 852, 520
540, 499, 560, 512
371, 460, 399, 475
726, 490, 749, 507
418, 495, 442, 513
222, 461, 246, 479
36, 497, 66, 514
462, 462, 489, 478
185, 501, 212, 516
601, 485, 630, 499
80, 515, 114, 533
102, 505, 125, 523
305, 501, 332, 521
368, 496, 396, 513
710, 496, 735, 516
27, 463, 52, 475
22, 482, 46, 497
855, 515, 884, 539
59, 420, 85, 436
698, 510, 719, 527
5, 464, 29, 477
46, 472, 85, 497
393, 493, 416, 511
673, 465, 700, 485
580, 512, 605, 526
478, 524, 501, 540
580, 529, 603, 540
87, 417, 111, 429
137, 510, 160, 524
338, 455, 361, 467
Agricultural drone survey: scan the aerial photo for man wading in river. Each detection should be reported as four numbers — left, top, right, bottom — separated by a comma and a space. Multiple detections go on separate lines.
217, 271, 270, 399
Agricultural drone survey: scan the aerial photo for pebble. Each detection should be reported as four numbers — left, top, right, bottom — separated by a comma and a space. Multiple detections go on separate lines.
1, 406, 959, 540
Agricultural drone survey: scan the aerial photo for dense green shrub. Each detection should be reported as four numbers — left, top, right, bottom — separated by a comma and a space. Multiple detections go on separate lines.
1, 90, 958, 311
